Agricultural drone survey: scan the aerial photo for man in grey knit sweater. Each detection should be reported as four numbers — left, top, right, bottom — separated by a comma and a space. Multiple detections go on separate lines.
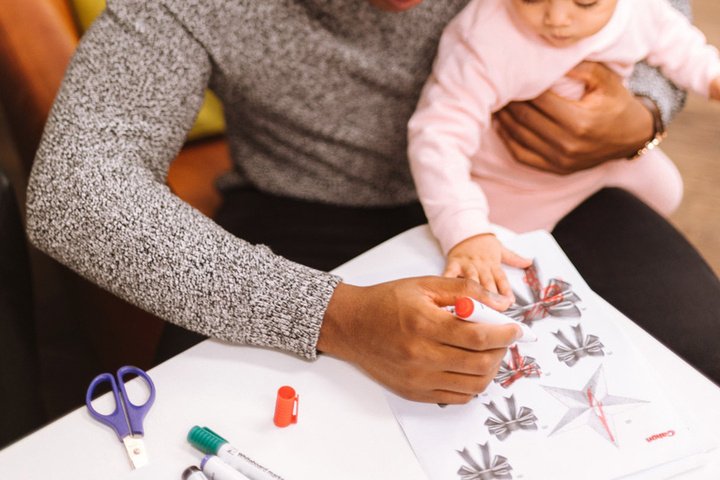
26, 0, 720, 403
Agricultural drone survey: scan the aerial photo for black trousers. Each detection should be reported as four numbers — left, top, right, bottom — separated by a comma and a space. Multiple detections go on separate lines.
157, 188, 720, 384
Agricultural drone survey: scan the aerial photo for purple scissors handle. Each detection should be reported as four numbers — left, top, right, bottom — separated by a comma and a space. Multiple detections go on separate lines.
85, 365, 156, 440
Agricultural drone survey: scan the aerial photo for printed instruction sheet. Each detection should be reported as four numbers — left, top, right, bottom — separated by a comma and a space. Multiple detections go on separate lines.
347, 230, 708, 480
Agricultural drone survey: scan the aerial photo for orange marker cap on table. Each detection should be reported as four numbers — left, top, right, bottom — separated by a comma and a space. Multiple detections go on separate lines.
273, 386, 299, 428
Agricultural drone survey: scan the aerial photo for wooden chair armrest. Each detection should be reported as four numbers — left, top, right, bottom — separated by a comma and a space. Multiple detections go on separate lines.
0, 1, 79, 175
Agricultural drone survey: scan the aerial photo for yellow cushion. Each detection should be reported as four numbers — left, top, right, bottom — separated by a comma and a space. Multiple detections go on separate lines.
70, 0, 226, 142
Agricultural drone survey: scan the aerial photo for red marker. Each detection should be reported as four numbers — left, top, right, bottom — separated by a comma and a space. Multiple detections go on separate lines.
454, 297, 537, 342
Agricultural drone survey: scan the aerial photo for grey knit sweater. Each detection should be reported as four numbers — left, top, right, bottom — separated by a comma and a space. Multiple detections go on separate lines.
26, 0, 688, 360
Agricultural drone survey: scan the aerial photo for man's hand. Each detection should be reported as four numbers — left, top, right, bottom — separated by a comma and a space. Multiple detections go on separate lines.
495, 62, 655, 174
317, 278, 521, 404
444, 234, 532, 300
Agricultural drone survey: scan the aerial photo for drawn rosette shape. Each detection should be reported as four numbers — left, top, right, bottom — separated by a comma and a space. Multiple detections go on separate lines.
457, 443, 512, 480
553, 324, 605, 367
494, 345, 542, 388
484, 395, 538, 441
505, 260, 582, 325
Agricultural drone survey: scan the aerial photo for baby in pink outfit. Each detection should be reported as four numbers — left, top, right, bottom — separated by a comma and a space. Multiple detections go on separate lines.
408, 0, 720, 296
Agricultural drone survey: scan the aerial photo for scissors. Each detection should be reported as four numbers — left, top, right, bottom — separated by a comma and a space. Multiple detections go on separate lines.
85, 365, 156, 469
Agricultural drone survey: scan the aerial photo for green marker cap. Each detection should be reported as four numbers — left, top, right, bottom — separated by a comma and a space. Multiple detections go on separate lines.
187, 426, 228, 454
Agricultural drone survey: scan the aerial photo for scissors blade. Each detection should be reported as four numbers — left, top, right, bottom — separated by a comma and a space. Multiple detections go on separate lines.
122, 436, 149, 469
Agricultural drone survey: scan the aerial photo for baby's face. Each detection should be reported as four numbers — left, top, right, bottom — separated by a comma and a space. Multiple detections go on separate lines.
510, 0, 619, 47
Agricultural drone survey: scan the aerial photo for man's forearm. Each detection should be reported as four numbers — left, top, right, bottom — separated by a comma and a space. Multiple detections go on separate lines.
26, 2, 340, 360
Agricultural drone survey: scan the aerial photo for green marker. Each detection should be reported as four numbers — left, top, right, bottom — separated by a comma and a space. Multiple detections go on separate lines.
187, 426, 285, 480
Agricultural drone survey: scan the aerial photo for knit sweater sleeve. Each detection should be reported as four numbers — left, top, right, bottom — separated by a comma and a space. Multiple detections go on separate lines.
25, 1, 341, 360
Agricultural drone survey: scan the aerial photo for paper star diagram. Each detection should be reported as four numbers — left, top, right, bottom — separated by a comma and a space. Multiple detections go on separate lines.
542, 365, 648, 445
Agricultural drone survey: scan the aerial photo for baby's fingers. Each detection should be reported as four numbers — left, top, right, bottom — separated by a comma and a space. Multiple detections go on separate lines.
476, 265, 499, 294
492, 265, 515, 302
501, 246, 533, 269
444, 260, 480, 285
460, 263, 481, 286
443, 262, 463, 279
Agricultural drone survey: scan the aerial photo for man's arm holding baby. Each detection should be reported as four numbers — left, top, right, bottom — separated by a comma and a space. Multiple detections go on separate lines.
496, 62, 656, 174
496, 0, 693, 175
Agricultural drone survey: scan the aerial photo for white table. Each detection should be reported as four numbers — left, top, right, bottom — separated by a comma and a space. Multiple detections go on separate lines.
1, 226, 719, 479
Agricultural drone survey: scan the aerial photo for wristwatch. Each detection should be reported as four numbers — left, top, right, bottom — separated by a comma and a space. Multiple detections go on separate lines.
630, 95, 667, 160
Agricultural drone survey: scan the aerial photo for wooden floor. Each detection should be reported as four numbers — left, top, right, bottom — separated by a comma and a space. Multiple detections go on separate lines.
663, 0, 720, 275
1, 2, 718, 274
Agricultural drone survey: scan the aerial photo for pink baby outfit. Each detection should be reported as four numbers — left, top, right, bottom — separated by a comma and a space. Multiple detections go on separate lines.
408, 0, 720, 254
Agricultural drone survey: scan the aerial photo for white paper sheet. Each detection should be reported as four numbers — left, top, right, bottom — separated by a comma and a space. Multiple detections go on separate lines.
344, 230, 710, 480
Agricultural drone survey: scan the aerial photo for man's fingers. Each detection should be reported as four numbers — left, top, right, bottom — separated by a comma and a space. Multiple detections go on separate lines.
565, 61, 613, 91
402, 389, 475, 405
400, 352, 503, 397
432, 391, 476, 405
426, 277, 512, 311
429, 312, 521, 350
497, 125, 567, 174
501, 246, 533, 269
435, 371, 497, 396
426, 343, 507, 376
496, 105, 564, 155
529, 89, 582, 128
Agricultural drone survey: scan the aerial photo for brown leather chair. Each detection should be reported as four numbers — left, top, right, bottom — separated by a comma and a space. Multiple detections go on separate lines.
0, 1, 232, 417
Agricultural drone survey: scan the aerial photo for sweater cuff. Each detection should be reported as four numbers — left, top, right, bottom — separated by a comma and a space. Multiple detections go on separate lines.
628, 62, 687, 127
249, 248, 342, 360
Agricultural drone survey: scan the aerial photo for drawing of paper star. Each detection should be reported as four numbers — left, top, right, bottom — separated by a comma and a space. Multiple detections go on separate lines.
542, 365, 648, 445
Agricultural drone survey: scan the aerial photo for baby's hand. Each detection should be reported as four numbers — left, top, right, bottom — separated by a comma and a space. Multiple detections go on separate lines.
444, 234, 532, 301
711, 76, 720, 101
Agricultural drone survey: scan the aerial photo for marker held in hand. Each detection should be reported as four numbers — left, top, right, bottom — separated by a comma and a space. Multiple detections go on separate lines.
454, 297, 537, 343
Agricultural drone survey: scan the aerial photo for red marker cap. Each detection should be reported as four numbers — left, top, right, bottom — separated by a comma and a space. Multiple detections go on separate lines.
273, 386, 299, 428
454, 297, 475, 319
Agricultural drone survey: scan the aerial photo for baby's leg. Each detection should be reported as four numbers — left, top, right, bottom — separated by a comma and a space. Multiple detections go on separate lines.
604, 149, 683, 217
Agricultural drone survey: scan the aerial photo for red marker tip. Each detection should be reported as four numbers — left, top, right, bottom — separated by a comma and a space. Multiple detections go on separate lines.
454, 297, 474, 318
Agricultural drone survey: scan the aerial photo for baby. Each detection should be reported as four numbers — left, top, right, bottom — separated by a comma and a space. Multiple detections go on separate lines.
408, 0, 720, 297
